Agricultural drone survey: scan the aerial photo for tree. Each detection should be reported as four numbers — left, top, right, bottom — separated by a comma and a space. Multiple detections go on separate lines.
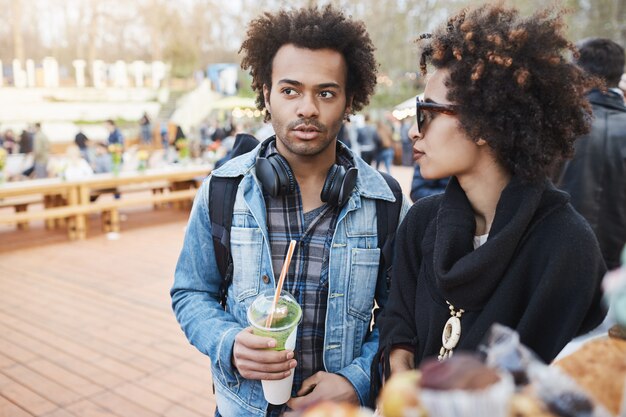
0, 0, 623, 101
12, 0, 25, 63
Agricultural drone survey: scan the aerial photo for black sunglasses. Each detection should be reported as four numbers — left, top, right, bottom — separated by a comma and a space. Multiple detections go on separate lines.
415, 96, 458, 133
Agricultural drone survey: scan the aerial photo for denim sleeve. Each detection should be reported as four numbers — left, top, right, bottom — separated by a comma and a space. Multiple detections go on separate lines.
336, 195, 410, 406
170, 177, 243, 385
335, 327, 379, 406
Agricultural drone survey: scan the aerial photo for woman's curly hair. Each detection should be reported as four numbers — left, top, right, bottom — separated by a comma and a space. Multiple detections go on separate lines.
240, 5, 378, 122
417, 4, 599, 183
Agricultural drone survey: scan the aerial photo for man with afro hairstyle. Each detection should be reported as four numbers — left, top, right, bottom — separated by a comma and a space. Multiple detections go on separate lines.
171, 5, 409, 416
376, 3, 606, 380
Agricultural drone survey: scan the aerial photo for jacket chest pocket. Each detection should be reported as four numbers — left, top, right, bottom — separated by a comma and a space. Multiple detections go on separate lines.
347, 248, 380, 321
230, 226, 263, 302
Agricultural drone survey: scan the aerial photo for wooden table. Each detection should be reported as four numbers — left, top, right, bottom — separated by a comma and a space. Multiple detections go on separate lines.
0, 177, 78, 200
72, 165, 211, 238
0, 164, 212, 239
0, 177, 80, 231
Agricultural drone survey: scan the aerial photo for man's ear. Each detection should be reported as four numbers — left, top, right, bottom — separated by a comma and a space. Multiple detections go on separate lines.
476, 138, 487, 146
345, 95, 353, 117
263, 84, 271, 114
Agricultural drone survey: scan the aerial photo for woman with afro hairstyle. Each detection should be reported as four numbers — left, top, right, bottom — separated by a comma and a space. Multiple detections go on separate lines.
377, 3, 607, 377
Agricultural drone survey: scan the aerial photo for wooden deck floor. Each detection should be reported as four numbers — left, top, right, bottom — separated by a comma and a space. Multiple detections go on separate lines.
0, 208, 217, 417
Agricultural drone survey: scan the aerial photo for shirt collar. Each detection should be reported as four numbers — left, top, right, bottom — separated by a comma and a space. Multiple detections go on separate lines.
609, 87, 625, 100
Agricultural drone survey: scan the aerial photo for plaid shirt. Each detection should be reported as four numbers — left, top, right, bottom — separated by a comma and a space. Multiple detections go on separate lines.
264, 141, 352, 416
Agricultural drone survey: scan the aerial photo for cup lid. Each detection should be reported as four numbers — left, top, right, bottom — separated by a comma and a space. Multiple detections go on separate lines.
247, 289, 302, 331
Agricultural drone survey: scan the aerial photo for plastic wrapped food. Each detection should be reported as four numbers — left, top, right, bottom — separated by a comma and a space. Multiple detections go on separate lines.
480, 324, 613, 417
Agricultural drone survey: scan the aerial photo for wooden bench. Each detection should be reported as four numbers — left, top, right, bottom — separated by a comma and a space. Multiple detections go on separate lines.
0, 203, 82, 238
90, 180, 170, 210
0, 188, 198, 239
0, 194, 70, 230
94, 188, 198, 236
0, 195, 42, 209
0, 195, 44, 230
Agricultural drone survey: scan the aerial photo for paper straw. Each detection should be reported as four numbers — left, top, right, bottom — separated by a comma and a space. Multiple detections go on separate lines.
265, 239, 297, 328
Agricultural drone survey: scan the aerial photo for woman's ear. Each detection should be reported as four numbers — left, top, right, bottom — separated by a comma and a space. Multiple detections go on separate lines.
476, 138, 487, 146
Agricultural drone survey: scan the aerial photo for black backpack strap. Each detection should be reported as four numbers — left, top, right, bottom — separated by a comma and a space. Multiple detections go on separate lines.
209, 175, 243, 309
208, 133, 260, 309
376, 171, 404, 292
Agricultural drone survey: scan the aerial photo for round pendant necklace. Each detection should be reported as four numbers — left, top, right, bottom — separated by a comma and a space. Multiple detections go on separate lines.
438, 301, 464, 361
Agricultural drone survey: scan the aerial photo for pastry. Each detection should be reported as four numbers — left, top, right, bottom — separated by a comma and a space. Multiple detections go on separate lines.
554, 337, 626, 416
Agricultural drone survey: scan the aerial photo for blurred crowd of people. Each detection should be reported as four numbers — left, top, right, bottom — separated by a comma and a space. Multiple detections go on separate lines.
4, 65, 623, 191
0, 123, 51, 179
0, 107, 423, 185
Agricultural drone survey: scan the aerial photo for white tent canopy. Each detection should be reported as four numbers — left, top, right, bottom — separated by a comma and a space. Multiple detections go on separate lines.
392, 95, 418, 121
395, 96, 415, 110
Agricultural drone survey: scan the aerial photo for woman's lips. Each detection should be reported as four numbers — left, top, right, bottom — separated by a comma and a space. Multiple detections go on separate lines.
413, 150, 425, 161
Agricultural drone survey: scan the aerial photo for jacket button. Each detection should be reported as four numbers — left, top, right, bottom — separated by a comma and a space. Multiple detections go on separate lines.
262, 274, 270, 284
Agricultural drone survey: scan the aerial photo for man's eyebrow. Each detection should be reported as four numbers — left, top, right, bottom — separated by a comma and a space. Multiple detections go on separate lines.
317, 82, 341, 90
276, 79, 341, 90
276, 79, 303, 86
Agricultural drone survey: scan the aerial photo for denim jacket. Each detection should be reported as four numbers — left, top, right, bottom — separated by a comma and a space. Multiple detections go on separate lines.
171, 144, 409, 417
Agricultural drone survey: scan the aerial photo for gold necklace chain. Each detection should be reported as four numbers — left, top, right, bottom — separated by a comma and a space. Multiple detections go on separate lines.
438, 301, 465, 361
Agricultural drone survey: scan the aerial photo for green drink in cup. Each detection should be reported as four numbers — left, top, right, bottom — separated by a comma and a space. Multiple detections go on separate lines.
247, 288, 302, 404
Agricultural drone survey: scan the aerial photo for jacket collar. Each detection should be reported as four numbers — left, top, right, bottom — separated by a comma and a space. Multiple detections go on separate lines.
587, 89, 626, 112
211, 138, 396, 202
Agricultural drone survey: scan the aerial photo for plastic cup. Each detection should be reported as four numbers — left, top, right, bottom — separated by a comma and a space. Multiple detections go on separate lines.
247, 289, 302, 405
